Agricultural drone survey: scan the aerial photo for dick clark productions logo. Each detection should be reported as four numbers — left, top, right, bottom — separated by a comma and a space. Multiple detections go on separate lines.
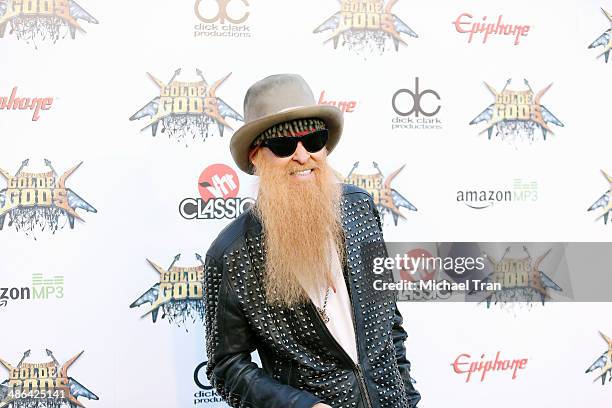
179, 163, 254, 220
391, 77, 442, 130
194, 0, 251, 38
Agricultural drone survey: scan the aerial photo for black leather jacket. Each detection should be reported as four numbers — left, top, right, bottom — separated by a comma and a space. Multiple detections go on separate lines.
204, 184, 421, 408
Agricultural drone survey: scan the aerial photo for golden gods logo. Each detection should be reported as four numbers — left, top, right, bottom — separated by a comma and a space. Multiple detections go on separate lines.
0, 159, 96, 235
338, 162, 416, 226
314, 0, 417, 54
586, 331, 612, 385
130, 254, 205, 327
0, 349, 98, 408
0, 0, 98, 44
130, 69, 244, 145
589, 8, 612, 62
470, 79, 564, 143
588, 170, 612, 224
478, 247, 562, 307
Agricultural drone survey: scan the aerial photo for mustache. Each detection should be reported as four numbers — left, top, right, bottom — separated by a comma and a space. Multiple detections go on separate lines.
286, 160, 319, 174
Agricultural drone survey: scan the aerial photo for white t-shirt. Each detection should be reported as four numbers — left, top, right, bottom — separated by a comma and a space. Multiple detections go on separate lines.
308, 247, 359, 364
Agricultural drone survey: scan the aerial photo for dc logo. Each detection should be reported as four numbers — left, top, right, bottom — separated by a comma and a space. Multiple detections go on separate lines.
194, 0, 250, 24
194, 361, 214, 390
392, 78, 441, 117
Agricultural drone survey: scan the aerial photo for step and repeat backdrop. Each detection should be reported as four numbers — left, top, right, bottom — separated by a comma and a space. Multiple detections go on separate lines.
1, 0, 612, 407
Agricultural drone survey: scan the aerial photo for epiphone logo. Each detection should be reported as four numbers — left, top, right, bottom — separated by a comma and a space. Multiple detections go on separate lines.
318, 91, 357, 113
452, 351, 528, 382
0, 87, 54, 121
453, 13, 530, 45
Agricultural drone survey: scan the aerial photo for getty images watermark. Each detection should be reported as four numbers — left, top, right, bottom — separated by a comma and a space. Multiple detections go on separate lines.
372, 252, 497, 292
366, 242, 612, 304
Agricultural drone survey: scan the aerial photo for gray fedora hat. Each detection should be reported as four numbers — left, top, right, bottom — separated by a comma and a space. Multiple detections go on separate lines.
230, 74, 343, 174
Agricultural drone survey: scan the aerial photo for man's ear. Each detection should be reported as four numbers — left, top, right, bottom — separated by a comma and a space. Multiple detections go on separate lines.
248, 147, 259, 168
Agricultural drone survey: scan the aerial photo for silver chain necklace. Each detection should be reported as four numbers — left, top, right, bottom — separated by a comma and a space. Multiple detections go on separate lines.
316, 287, 331, 323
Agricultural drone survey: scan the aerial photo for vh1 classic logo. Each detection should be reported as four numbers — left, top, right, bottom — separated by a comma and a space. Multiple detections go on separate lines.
0, 0, 98, 45
194, 0, 251, 39
179, 163, 254, 220
0, 349, 98, 408
397, 248, 452, 301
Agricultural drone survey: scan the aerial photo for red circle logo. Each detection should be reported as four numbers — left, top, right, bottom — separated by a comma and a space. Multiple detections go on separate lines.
400, 248, 437, 282
198, 164, 240, 200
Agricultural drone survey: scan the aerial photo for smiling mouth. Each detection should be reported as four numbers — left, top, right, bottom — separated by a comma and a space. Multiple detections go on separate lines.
290, 168, 314, 176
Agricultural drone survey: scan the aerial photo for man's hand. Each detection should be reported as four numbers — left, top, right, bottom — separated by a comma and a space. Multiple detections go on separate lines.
312, 404, 331, 408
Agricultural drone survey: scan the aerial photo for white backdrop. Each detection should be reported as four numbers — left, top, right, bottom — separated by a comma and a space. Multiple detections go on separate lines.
1, 1, 611, 407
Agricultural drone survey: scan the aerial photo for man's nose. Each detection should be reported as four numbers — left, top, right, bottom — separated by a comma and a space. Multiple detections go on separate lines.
292, 142, 310, 164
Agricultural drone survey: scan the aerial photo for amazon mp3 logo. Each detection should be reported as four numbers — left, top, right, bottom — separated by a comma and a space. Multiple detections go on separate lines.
456, 179, 538, 210
391, 77, 442, 131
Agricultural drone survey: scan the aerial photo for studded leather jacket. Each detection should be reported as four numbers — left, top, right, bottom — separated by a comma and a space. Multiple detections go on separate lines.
204, 184, 421, 408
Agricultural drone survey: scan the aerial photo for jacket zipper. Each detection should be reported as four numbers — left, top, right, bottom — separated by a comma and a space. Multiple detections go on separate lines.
309, 283, 374, 408
341, 261, 374, 408
355, 364, 373, 408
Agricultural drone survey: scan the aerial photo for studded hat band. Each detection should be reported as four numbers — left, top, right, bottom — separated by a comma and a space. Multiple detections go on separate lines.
251, 118, 327, 148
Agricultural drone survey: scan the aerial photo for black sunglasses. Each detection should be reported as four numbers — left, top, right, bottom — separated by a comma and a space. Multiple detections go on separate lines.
260, 129, 329, 158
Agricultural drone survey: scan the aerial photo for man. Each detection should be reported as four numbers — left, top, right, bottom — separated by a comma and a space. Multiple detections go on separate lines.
204, 74, 420, 408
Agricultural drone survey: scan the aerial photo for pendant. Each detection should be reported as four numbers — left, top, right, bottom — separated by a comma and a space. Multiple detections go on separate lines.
316, 307, 330, 323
